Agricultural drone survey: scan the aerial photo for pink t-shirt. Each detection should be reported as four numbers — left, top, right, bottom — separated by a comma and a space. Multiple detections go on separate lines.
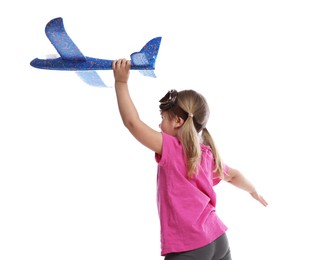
155, 132, 229, 256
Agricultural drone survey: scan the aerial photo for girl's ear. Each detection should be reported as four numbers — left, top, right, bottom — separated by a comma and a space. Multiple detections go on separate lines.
175, 117, 185, 128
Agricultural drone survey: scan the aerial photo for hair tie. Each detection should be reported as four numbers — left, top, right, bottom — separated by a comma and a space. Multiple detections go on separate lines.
188, 113, 194, 118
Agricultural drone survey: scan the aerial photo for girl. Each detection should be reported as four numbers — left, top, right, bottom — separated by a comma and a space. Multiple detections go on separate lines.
112, 59, 267, 260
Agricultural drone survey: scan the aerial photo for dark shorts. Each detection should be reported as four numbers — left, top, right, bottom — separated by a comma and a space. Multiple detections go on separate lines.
164, 233, 232, 260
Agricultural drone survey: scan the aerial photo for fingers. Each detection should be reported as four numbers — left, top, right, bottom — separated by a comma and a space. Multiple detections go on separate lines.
259, 195, 268, 207
113, 58, 130, 83
112, 59, 131, 70
251, 192, 268, 207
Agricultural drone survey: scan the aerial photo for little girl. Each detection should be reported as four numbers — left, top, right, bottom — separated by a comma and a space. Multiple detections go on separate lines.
112, 59, 267, 260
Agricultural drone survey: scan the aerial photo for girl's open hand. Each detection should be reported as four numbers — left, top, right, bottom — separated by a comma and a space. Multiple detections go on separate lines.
250, 191, 268, 207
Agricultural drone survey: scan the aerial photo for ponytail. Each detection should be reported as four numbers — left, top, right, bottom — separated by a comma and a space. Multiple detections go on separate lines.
178, 115, 201, 178
201, 128, 224, 179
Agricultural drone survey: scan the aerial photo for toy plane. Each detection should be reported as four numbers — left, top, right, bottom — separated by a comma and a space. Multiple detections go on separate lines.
30, 17, 162, 86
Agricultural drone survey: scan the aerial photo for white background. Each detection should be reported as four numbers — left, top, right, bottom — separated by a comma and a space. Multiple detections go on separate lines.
1, 0, 334, 259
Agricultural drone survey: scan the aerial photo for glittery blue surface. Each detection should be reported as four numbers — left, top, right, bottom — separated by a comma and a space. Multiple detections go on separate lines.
30, 17, 161, 85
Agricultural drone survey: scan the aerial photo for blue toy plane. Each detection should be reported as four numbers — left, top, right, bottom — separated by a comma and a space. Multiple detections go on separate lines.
30, 17, 162, 86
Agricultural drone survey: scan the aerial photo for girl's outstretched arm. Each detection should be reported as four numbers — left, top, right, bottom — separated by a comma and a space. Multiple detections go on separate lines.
223, 167, 268, 207
113, 59, 162, 154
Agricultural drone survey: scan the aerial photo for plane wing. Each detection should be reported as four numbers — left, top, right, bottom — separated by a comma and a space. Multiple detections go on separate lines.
45, 17, 87, 61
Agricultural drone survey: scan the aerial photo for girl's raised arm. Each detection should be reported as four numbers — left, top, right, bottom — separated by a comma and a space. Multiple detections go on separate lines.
113, 59, 163, 154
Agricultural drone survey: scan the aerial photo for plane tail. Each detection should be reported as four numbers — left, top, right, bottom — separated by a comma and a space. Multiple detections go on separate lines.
130, 37, 162, 77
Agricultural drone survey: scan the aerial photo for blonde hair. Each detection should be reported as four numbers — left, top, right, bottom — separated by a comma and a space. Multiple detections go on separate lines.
163, 90, 223, 179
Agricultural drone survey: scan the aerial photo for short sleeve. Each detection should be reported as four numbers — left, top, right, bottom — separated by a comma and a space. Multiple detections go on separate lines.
213, 163, 230, 186
155, 132, 180, 165
223, 164, 229, 176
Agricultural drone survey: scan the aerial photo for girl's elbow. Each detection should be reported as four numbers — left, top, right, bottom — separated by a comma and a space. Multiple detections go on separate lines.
123, 118, 142, 135
123, 120, 135, 131
224, 168, 239, 182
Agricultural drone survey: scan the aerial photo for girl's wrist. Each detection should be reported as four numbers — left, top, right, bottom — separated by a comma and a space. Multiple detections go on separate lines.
115, 80, 128, 85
